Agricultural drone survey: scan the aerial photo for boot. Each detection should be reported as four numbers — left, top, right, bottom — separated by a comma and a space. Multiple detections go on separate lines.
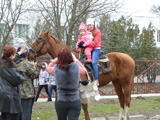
93, 80, 99, 91
85, 57, 92, 63
86, 59, 92, 63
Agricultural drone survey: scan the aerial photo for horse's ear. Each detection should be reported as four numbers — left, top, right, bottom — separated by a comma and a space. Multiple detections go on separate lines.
44, 30, 50, 36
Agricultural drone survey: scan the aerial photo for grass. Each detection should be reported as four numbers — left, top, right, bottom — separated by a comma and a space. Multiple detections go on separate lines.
31, 96, 160, 120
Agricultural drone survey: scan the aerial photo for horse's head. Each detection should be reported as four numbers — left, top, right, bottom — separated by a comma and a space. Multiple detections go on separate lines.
28, 30, 50, 60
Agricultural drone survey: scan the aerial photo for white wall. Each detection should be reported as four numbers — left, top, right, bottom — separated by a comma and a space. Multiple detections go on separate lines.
134, 75, 160, 83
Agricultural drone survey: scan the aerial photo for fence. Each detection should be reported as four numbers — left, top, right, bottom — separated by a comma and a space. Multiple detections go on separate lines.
35, 59, 160, 98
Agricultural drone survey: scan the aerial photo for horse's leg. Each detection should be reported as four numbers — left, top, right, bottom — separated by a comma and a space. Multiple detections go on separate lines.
82, 103, 90, 120
122, 82, 132, 120
112, 80, 125, 120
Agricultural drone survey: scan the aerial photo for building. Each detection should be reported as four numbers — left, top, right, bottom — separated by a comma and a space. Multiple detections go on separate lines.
0, 0, 39, 49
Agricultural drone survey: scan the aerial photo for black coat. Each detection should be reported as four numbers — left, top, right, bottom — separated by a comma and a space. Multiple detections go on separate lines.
0, 58, 25, 114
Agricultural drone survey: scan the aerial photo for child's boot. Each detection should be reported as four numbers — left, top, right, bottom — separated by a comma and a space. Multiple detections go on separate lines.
86, 56, 92, 63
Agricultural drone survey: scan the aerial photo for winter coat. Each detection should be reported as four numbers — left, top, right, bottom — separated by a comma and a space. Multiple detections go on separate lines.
39, 69, 49, 85
76, 35, 92, 49
0, 58, 25, 114
89, 27, 101, 49
16, 59, 39, 99
76, 22, 92, 49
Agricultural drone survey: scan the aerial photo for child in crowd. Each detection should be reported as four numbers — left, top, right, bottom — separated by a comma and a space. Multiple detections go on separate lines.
76, 22, 93, 63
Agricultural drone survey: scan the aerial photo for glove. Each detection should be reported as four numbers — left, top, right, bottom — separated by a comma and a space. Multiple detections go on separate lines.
78, 42, 85, 48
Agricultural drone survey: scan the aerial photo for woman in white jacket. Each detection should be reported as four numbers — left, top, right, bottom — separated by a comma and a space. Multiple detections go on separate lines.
35, 62, 49, 102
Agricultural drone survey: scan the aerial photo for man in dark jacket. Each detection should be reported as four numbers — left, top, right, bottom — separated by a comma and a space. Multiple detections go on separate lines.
0, 45, 25, 120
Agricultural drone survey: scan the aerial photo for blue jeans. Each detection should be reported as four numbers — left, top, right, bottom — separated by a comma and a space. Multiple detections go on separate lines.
92, 49, 101, 80
48, 85, 57, 101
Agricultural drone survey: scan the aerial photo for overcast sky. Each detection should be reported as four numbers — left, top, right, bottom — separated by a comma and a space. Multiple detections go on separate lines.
118, 0, 160, 30
124, 0, 160, 16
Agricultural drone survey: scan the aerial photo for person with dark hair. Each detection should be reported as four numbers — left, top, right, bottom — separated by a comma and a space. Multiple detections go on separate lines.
34, 62, 49, 102
46, 48, 86, 120
0, 45, 25, 120
15, 45, 39, 120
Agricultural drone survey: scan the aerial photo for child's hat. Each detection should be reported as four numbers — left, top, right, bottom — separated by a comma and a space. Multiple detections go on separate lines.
79, 22, 87, 33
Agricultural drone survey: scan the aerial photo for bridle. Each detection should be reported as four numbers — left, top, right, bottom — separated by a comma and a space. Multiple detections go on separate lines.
29, 37, 50, 60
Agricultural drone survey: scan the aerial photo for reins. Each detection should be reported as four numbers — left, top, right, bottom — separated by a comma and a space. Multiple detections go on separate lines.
29, 37, 50, 60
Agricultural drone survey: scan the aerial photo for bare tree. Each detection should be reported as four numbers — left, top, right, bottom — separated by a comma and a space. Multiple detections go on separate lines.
151, 5, 160, 16
36, 0, 123, 47
26, 18, 55, 48
0, 0, 26, 56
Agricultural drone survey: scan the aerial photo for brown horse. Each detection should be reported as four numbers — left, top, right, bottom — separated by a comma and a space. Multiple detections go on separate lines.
28, 30, 135, 120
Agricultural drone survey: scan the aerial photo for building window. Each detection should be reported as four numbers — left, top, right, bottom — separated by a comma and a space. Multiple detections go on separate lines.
157, 30, 160, 42
0, 23, 7, 38
15, 24, 29, 38
0, 23, 6, 31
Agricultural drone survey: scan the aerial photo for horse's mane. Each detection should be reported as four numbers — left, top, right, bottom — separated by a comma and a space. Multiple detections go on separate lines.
49, 34, 78, 53
49, 35, 60, 44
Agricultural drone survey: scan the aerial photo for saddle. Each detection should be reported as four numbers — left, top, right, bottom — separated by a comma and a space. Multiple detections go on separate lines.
79, 49, 112, 80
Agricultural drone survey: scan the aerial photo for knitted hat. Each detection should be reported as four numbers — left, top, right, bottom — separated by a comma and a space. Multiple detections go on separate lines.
78, 22, 87, 33
17, 46, 28, 58
86, 18, 95, 25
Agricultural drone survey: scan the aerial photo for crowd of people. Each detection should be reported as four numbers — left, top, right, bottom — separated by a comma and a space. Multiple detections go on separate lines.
0, 18, 101, 120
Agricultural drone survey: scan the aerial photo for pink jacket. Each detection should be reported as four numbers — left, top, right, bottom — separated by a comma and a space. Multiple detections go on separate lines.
76, 35, 92, 49
89, 27, 101, 49
76, 22, 92, 49
46, 58, 86, 76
